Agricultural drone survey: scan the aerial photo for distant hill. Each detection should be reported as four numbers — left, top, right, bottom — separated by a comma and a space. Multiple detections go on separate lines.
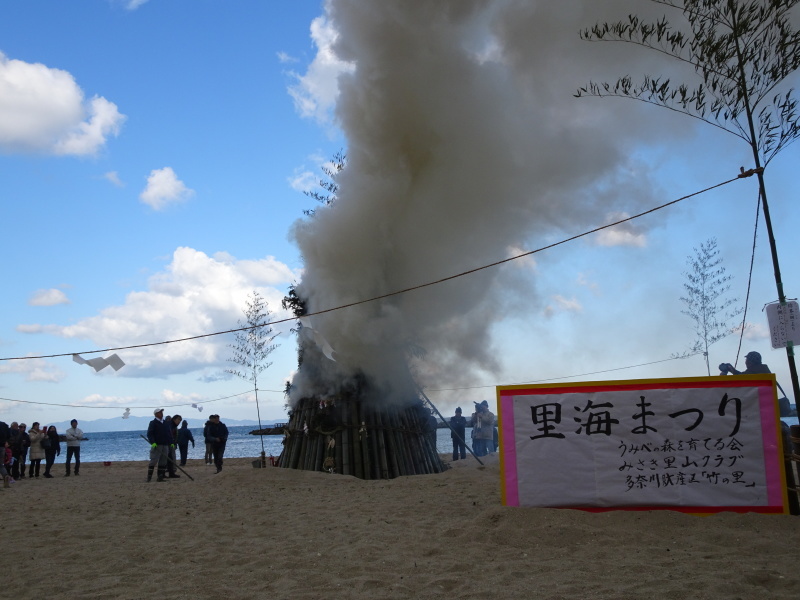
45, 415, 284, 433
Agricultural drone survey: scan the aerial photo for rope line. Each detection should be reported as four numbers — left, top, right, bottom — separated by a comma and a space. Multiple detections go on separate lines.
0, 389, 254, 410
425, 353, 702, 392
0, 173, 745, 363
733, 188, 762, 370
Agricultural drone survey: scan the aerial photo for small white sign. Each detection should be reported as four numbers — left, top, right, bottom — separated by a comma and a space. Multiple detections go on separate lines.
765, 301, 800, 349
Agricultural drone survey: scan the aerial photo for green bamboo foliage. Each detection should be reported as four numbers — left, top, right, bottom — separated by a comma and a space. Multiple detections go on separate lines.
576, 0, 800, 165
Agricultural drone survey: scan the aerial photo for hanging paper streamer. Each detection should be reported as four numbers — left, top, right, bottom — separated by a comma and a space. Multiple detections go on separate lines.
299, 318, 337, 361
122, 408, 131, 419
191, 403, 204, 413
72, 353, 126, 372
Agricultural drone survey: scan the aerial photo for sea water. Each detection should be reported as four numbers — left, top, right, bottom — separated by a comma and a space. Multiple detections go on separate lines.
43, 426, 466, 465
37, 416, 800, 465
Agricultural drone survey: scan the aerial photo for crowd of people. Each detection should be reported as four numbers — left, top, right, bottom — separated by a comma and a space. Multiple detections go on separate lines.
446, 400, 497, 461
0, 412, 230, 489
0, 419, 84, 488
145, 409, 229, 482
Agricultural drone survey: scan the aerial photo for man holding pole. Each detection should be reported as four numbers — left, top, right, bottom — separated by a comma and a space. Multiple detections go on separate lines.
146, 408, 173, 483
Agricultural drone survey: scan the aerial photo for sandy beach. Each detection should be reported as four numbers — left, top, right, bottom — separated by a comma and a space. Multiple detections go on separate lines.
3, 454, 799, 599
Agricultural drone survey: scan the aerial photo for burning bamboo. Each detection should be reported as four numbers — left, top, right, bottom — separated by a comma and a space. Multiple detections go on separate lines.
278, 389, 443, 480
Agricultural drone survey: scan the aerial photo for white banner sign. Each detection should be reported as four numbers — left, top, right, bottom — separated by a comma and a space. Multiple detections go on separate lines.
766, 300, 800, 349
498, 376, 787, 514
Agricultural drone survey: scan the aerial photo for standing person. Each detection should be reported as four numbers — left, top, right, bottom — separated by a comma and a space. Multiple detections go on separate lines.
450, 407, 467, 461
203, 418, 214, 465
478, 401, 496, 455
1, 441, 12, 489
64, 419, 83, 477
206, 414, 228, 473
471, 401, 495, 457
27, 422, 46, 478
176, 420, 195, 466
146, 408, 173, 483
42, 426, 61, 478
8, 422, 22, 480
164, 415, 181, 479
16, 423, 30, 479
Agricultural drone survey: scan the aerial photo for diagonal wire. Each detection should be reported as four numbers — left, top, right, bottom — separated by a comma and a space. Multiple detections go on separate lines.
0, 173, 745, 363
732, 187, 762, 369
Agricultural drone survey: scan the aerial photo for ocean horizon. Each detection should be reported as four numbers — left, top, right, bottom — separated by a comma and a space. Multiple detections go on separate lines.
26, 426, 469, 465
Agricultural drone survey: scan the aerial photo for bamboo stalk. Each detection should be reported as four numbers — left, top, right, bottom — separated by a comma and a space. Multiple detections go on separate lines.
352, 397, 364, 480
340, 398, 350, 476
375, 406, 390, 479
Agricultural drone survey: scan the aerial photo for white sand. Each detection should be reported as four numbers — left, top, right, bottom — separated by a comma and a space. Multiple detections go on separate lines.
3, 454, 799, 599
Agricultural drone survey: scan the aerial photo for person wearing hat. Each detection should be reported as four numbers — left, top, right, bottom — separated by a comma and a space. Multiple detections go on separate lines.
719, 351, 771, 376
146, 408, 174, 482
471, 401, 495, 457
449, 407, 467, 461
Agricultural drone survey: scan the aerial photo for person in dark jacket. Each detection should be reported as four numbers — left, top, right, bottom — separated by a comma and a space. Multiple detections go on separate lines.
42, 425, 61, 478
146, 408, 174, 482
164, 415, 181, 479
205, 414, 229, 473
203, 419, 213, 465
8, 422, 23, 479
15, 423, 30, 479
450, 407, 467, 461
176, 420, 195, 466
719, 350, 771, 375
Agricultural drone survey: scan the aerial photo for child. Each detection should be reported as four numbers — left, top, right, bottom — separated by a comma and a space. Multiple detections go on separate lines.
2, 440, 12, 488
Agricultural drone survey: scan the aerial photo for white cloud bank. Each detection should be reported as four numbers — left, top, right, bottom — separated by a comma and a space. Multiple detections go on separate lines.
28, 289, 70, 306
19, 247, 300, 377
287, 15, 354, 124
0, 52, 125, 156
139, 167, 194, 210
0, 356, 65, 383
593, 212, 647, 247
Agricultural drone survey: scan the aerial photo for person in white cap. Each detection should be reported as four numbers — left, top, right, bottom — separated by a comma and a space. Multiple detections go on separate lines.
146, 408, 174, 482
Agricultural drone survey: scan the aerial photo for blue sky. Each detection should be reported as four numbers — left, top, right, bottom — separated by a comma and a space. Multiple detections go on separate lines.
1, 0, 798, 429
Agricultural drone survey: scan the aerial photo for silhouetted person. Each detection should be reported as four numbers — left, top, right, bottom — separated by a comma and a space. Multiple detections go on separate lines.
720, 351, 771, 375
450, 407, 467, 460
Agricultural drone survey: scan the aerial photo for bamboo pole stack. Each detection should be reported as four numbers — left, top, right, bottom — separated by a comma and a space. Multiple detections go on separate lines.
277, 393, 444, 479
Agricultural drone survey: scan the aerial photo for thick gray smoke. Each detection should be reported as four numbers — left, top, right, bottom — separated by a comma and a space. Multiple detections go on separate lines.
288, 0, 688, 405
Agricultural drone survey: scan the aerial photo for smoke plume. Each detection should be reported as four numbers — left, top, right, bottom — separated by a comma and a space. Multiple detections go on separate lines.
288, 0, 686, 404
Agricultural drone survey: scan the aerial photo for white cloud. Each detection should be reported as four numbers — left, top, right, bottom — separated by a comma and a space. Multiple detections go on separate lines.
287, 15, 354, 123
0, 53, 125, 155
289, 168, 318, 193
0, 356, 65, 382
27, 247, 299, 377
79, 393, 136, 407
543, 295, 583, 318
593, 212, 647, 247
506, 245, 537, 270
16, 324, 44, 333
124, 0, 149, 9
139, 167, 194, 210
576, 272, 599, 294
104, 171, 124, 187
740, 321, 770, 341
29, 289, 70, 306
277, 51, 298, 64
